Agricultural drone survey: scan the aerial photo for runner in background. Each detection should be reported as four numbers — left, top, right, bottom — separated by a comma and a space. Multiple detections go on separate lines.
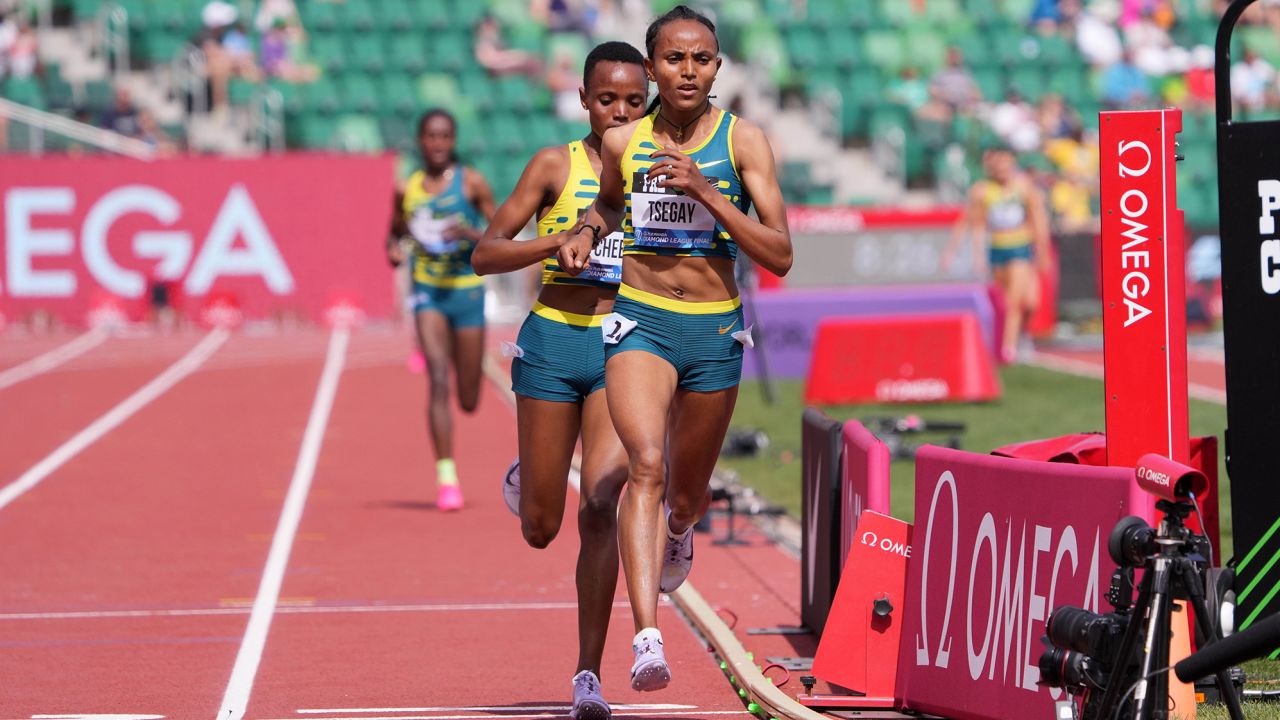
472, 41, 649, 720
942, 146, 1051, 363
386, 109, 497, 511
554, 5, 792, 692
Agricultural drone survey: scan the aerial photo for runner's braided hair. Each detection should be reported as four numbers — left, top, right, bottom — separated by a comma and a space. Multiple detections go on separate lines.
644, 5, 718, 115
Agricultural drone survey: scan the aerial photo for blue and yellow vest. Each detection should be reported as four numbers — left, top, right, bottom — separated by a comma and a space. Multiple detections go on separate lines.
621, 109, 749, 261
977, 179, 1032, 250
403, 167, 485, 288
538, 140, 623, 288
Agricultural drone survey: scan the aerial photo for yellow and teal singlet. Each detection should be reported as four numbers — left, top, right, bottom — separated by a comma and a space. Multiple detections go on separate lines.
403, 167, 485, 289
538, 140, 623, 288
976, 179, 1033, 250
620, 109, 750, 260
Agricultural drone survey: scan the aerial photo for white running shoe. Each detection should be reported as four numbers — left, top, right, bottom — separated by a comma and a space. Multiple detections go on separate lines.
658, 512, 694, 593
570, 669, 611, 720
630, 628, 671, 691
502, 458, 520, 516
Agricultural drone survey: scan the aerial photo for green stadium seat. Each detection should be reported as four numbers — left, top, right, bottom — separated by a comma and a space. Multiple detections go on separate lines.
950, 31, 995, 69
228, 77, 256, 106
506, 20, 546, 54
309, 33, 347, 75
304, 1, 339, 33
337, 0, 376, 33
761, 0, 799, 27
44, 76, 75, 110
303, 77, 341, 114
904, 28, 947, 75
826, 27, 861, 70
1037, 34, 1075, 68
878, 0, 922, 27
1007, 65, 1047, 102
3, 77, 47, 110
83, 80, 114, 112
380, 116, 415, 153
351, 34, 387, 74
339, 76, 378, 114
972, 66, 1004, 101
459, 72, 497, 113
269, 79, 303, 114
334, 114, 383, 151
426, 30, 471, 74
296, 113, 337, 148
140, 32, 188, 64
379, 73, 419, 117
411, 0, 451, 31
867, 104, 911, 140
863, 31, 907, 77
784, 26, 822, 71
546, 32, 589, 66
487, 114, 526, 155
804, 0, 848, 26
379, 0, 414, 32
450, 0, 488, 29
388, 34, 428, 75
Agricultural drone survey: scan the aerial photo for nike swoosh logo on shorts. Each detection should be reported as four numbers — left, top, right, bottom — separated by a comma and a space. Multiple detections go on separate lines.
717, 319, 738, 334
696, 159, 728, 170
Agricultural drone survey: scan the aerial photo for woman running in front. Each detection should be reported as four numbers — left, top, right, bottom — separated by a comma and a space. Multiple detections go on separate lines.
471, 41, 649, 719
386, 109, 497, 511
555, 5, 792, 691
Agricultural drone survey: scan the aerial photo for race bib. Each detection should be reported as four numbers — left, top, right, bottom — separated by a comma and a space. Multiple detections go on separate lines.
579, 230, 624, 284
630, 171, 717, 249
601, 312, 637, 345
408, 208, 461, 255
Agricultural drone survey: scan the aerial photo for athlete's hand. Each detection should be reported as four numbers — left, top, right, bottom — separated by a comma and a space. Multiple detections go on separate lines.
556, 222, 594, 276
648, 148, 712, 202
386, 238, 407, 267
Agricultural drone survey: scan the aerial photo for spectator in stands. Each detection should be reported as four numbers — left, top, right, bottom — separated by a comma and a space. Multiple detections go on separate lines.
0, 10, 15, 79
1030, 0, 1064, 34
255, 0, 298, 33
6, 14, 35, 79
546, 46, 588, 121
1100, 49, 1153, 108
1185, 44, 1216, 111
136, 109, 178, 155
1075, 1, 1123, 66
1231, 48, 1275, 111
474, 14, 543, 77
1037, 93, 1081, 141
930, 47, 982, 113
98, 85, 141, 138
1043, 126, 1100, 233
201, 8, 262, 112
990, 90, 1041, 152
530, 0, 597, 35
261, 16, 318, 83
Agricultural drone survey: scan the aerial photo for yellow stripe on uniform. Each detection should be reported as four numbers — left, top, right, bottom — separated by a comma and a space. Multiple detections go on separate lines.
413, 273, 485, 289
532, 301, 607, 327
618, 283, 740, 315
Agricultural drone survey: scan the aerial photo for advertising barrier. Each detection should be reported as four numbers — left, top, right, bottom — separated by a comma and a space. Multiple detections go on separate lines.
742, 284, 997, 380
839, 420, 891, 569
896, 446, 1135, 720
801, 407, 844, 636
0, 155, 397, 324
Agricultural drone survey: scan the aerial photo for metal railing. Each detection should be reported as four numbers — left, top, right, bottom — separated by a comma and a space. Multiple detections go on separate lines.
0, 97, 156, 158
100, 2, 129, 79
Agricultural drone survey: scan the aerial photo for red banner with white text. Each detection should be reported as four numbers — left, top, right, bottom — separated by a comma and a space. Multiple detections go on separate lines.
0, 154, 397, 325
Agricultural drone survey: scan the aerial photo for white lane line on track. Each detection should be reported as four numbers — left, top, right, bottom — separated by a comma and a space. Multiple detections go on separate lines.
267, 707, 747, 712
0, 329, 229, 513
217, 327, 349, 720
0, 328, 109, 391
296, 705, 696, 715
0, 600, 647, 621
1028, 351, 1226, 405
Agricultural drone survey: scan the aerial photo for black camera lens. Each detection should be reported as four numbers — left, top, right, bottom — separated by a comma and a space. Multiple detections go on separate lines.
1109, 515, 1156, 567
1039, 647, 1106, 690
1046, 606, 1129, 659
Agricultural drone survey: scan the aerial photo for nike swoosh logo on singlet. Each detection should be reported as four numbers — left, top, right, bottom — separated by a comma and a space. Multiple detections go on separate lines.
696, 159, 727, 170
717, 319, 738, 335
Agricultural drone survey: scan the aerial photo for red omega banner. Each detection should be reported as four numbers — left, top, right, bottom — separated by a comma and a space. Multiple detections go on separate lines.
1098, 110, 1190, 468
0, 154, 397, 324
839, 420, 891, 570
895, 446, 1135, 720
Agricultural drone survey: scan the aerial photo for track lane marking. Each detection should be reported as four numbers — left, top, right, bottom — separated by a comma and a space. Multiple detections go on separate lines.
0, 328, 110, 391
0, 601, 650, 621
0, 328, 229, 512
217, 327, 350, 720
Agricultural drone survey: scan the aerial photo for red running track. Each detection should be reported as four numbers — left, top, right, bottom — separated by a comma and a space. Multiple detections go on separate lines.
0, 326, 748, 720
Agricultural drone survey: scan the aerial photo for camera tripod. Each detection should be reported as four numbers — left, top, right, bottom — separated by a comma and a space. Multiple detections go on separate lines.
1092, 500, 1245, 720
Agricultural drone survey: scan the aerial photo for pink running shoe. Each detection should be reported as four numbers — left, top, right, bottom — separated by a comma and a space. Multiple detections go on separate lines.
407, 351, 426, 374
437, 484, 464, 512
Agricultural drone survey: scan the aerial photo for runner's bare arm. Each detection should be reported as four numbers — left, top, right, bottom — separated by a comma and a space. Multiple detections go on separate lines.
474, 147, 567, 275
1026, 182, 1053, 271
966, 184, 988, 272
557, 124, 630, 274
387, 189, 408, 267
455, 168, 499, 243
941, 189, 971, 271
648, 119, 792, 276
